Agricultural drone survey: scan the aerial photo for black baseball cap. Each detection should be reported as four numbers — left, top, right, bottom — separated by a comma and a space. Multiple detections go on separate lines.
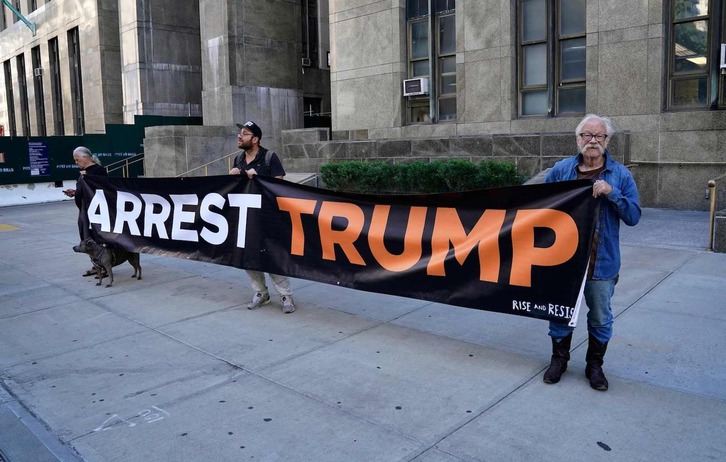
236, 121, 262, 139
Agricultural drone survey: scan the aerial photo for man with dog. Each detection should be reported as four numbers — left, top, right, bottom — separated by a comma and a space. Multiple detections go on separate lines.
542, 114, 641, 391
229, 121, 296, 314
63, 146, 109, 277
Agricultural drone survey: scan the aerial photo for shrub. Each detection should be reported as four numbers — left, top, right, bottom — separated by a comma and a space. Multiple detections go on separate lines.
476, 159, 527, 189
397, 161, 448, 194
320, 159, 524, 194
440, 158, 480, 192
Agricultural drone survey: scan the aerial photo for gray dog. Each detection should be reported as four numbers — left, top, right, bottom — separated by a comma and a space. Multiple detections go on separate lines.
73, 238, 142, 287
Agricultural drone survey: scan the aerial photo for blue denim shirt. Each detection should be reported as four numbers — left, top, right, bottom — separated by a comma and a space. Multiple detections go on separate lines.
545, 150, 641, 280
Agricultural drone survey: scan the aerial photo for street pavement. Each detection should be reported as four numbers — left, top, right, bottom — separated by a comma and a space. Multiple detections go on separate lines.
0, 201, 724, 462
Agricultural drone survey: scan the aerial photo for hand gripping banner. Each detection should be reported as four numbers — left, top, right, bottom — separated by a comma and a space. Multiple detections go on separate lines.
79, 175, 598, 324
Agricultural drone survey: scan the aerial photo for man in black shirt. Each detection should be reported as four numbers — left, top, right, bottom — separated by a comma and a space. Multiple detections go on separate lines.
229, 121, 296, 314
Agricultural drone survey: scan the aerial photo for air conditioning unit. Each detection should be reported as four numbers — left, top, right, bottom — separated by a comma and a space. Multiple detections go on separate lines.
721, 44, 726, 69
33, 67, 42, 77
403, 77, 429, 96
301, 57, 312, 67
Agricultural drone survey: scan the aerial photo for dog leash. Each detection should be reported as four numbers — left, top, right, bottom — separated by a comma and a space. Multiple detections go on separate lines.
92, 247, 106, 267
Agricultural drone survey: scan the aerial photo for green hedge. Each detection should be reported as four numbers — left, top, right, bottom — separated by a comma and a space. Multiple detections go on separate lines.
320, 159, 525, 194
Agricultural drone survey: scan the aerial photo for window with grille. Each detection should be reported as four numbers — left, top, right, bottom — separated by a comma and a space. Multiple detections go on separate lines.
406, 0, 456, 124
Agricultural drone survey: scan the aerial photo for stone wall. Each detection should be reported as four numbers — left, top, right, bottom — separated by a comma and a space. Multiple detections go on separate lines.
142, 122, 726, 212
280, 128, 631, 187
714, 211, 726, 253
144, 124, 238, 177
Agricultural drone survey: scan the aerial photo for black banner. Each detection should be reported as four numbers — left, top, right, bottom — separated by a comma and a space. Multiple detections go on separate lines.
79, 175, 598, 324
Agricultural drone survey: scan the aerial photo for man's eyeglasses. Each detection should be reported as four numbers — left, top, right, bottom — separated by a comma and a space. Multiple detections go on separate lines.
579, 133, 608, 142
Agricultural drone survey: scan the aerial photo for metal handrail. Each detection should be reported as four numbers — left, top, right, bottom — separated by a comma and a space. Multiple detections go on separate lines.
104, 154, 143, 171
176, 150, 241, 177
629, 160, 726, 165
707, 171, 726, 251
105, 153, 145, 178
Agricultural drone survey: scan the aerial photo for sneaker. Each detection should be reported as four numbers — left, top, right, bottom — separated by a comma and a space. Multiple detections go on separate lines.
247, 292, 270, 310
281, 295, 296, 314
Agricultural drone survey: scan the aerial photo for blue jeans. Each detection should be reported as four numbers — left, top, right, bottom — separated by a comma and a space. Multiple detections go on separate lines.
549, 277, 618, 344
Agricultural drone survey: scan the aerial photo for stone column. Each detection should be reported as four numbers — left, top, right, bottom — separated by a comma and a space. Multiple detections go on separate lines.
118, 0, 203, 124
199, 0, 303, 150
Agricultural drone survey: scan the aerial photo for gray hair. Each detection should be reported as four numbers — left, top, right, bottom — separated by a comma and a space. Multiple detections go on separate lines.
575, 114, 614, 137
73, 146, 102, 166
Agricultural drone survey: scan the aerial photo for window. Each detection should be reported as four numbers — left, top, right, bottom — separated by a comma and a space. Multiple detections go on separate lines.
301, 0, 319, 67
3, 60, 16, 137
32, 46, 46, 136
29, 0, 37, 12
13, 1, 20, 23
1, 3, 6, 31
16, 54, 30, 135
49, 37, 64, 135
665, 0, 726, 109
406, 0, 456, 124
518, 0, 586, 116
68, 27, 85, 135
303, 97, 321, 116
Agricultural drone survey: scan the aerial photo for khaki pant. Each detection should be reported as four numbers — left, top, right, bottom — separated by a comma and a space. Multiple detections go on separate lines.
245, 270, 293, 297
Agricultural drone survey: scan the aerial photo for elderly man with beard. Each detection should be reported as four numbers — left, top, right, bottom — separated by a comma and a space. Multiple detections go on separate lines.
542, 114, 641, 391
229, 121, 296, 314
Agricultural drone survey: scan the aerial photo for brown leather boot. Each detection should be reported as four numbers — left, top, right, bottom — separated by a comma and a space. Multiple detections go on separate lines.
543, 333, 572, 384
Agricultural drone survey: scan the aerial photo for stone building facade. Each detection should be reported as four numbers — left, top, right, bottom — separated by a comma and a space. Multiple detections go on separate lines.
0, 0, 208, 135
2, 1, 726, 211
0, 0, 330, 152
148, 0, 726, 210
322, 0, 726, 210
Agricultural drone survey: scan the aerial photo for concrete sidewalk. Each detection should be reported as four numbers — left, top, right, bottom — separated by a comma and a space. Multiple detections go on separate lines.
0, 201, 724, 462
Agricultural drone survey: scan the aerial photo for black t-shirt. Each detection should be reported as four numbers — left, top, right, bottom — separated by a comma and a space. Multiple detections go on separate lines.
234, 147, 286, 178
75, 163, 107, 208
